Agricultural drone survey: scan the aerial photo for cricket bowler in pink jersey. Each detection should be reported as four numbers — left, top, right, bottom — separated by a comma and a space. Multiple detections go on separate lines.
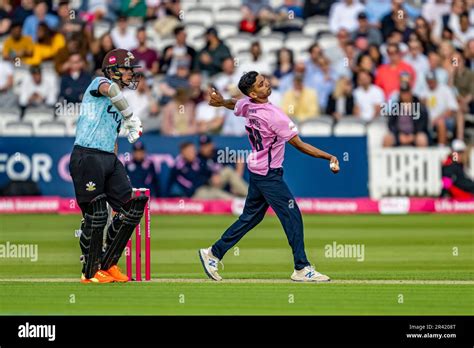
199, 71, 340, 282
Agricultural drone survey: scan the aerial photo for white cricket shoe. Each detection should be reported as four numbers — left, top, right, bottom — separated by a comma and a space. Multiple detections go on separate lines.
290, 266, 330, 282
199, 247, 222, 281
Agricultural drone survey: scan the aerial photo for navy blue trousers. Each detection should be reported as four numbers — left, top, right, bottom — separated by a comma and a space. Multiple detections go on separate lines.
211, 168, 310, 270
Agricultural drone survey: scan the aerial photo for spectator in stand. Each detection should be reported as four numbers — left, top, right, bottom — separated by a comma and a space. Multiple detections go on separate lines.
273, 0, 304, 34
125, 141, 160, 197
438, 40, 459, 84
367, 43, 383, 68
328, 0, 365, 34
354, 70, 384, 122
237, 41, 272, 76
281, 72, 319, 122
56, 0, 83, 40
54, 34, 87, 75
465, 39, 474, 70
161, 26, 196, 76
196, 87, 224, 134
412, 16, 437, 54
364, 0, 391, 25
375, 43, 416, 100
59, 53, 91, 104
383, 81, 429, 147
354, 53, 375, 84
453, 52, 474, 114
120, 0, 146, 19
326, 29, 352, 78
194, 27, 232, 77
161, 88, 196, 136
326, 77, 356, 121
22, 1, 58, 42
453, 12, 474, 50
273, 48, 294, 81
432, 0, 467, 45
421, 0, 450, 27
12, 0, 34, 25
25, 22, 65, 66
441, 139, 474, 199
428, 50, 449, 85
351, 12, 382, 46
91, 32, 115, 73
213, 57, 240, 98
166, 142, 206, 198
242, 0, 275, 27
380, 0, 408, 41
310, 56, 337, 112
110, 15, 138, 51
123, 74, 160, 133
196, 135, 248, 198
152, 0, 181, 38
188, 71, 205, 105
302, 0, 335, 18
414, 50, 450, 100
2, 21, 34, 62
131, 27, 159, 75
240, 5, 261, 34
304, 43, 323, 77
19, 65, 57, 109
85, 0, 108, 21
159, 59, 191, 105
424, 71, 462, 145
0, 0, 11, 36
380, 30, 409, 60
0, 58, 17, 108
405, 39, 430, 94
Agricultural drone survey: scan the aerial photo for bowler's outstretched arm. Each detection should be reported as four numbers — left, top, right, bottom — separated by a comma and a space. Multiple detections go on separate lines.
288, 135, 340, 173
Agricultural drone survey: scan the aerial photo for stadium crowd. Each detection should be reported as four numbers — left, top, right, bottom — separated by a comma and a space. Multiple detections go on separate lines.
0, 0, 473, 198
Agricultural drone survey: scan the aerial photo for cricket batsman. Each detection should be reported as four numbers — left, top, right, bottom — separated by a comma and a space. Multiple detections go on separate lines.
69, 48, 147, 283
199, 71, 340, 282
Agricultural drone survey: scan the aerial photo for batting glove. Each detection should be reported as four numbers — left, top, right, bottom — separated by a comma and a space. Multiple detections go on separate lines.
123, 115, 143, 144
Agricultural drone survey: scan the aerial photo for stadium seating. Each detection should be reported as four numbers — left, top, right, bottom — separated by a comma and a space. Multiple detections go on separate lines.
34, 121, 67, 136
2, 121, 34, 136
298, 116, 333, 136
257, 32, 285, 54
284, 33, 314, 54
183, 6, 215, 27
333, 117, 367, 136
22, 108, 55, 129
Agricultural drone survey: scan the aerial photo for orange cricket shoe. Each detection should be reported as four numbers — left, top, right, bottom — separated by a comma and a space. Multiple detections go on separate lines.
105, 265, 129, 282
80, 270, 115, 284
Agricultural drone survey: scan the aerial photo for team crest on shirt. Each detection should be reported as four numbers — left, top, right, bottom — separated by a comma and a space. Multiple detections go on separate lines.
86, 181, 96, 192
289, 122, 298, 132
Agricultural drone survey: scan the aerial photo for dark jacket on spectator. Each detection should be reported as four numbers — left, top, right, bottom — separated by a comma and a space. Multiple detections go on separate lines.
59, 71, 92, 104
160, 44, 196, 73
388, 96, 429, 136
125, 158, 160, 197
167, 155, 206, 197
194, 42, 231, 77
326, 94, 355, 117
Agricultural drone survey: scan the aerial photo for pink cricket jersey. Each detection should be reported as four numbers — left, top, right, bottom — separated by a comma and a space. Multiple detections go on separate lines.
234, 96, 298, 175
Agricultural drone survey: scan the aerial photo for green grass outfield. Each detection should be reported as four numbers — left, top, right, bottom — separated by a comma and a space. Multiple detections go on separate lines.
0, 214, 472, 315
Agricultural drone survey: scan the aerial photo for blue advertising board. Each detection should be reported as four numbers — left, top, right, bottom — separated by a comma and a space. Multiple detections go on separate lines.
0, 136, 368, 197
